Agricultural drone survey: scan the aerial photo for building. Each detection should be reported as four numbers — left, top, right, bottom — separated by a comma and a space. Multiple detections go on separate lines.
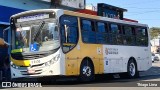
83, 3, 138, 23
0, 0, 50, 27
151, 37, 160, 53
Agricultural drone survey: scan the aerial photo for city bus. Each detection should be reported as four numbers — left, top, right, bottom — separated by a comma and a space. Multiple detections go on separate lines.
9, 9, 152, 81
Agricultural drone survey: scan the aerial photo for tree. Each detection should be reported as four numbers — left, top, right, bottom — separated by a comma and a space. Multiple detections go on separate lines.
149, 27, 160, 40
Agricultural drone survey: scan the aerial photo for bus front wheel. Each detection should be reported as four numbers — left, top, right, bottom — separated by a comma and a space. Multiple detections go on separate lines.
79, 60, 94, 82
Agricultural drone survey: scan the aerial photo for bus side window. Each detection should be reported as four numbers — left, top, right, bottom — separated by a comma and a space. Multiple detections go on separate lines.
110, 23, 117, 44
82, 20, 93, 31
110, 23, 122, 45
96, 22, 108, 44
132, 27, 136, 45
81, 19, 96, 43
60, 15, 78, 53
117, 25, 123, 45
136, 27, 148, 46
123, 26, 135, 45
110, 24, 119, 34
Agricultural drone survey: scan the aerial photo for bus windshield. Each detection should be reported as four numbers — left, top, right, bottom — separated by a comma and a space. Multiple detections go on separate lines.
15, 20, 60, 53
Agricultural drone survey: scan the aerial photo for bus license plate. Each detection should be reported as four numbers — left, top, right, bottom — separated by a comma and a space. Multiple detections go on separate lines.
27, 69, 35, 74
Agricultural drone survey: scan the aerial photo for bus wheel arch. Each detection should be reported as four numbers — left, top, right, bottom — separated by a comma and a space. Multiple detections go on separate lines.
79, 57, 95, 82
127, 57, 139, 78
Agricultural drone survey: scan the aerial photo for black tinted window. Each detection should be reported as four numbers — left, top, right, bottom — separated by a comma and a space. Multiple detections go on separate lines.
97, 22, 106, 33
81, 19, 96, 43
124, 26, 132, 35
136, 27, 148, 46
82, 20, 93, 31
110, 24, 119, 34
60, 15, 78, 53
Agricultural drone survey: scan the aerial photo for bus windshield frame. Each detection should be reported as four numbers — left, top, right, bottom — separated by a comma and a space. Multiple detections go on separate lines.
11, 18, 60, 53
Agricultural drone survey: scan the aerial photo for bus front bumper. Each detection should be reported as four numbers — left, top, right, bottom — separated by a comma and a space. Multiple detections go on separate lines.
10, 61, 64, 79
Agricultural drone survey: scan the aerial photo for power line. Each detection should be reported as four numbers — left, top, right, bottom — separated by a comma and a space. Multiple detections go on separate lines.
124, 7, 160, 10
127, 10, 160, 14
132, 19, 160, 20
119, 0, 160, 7
125, 10, 160, 16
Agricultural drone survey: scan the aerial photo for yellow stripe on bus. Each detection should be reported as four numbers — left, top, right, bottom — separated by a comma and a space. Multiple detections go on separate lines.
10, 56, 30, 67
63, 43, 75, 46
11, 49, 23, 53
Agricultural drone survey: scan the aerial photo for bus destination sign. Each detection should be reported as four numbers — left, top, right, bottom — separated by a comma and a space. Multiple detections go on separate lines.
17, 14, 50, 23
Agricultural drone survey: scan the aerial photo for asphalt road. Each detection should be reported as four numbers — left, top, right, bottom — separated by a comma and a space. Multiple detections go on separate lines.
1, 61, 160, 90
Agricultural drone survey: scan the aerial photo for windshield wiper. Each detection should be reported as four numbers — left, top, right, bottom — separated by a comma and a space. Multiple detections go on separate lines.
18, 24, 28, 47
32, 21, 45, 42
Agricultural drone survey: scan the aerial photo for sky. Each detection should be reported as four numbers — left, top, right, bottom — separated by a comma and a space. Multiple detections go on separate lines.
87, 0, 160, 28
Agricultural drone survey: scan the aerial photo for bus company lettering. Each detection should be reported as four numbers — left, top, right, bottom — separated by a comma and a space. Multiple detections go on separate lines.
105, 48, 118, 55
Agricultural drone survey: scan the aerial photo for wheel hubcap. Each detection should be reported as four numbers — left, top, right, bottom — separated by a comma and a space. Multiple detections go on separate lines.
129, 63, 136, 76
82, 66, 91, 77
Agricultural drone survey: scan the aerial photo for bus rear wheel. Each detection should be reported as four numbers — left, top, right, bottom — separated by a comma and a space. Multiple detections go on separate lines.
79, 60, 94, 82
127, 59, 139, 78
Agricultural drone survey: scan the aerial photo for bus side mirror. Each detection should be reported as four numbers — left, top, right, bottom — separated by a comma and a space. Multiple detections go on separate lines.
0, 38, 9, 48
64, 24, 68, 43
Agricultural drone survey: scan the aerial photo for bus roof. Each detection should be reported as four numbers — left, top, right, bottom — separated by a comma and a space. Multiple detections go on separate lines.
64, 10, 148, 27
11, 9, 57, 18
11, 9, 148, 27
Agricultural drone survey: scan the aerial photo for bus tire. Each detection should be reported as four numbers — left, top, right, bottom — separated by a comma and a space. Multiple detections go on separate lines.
127, 59, 139, 78
79, 59, 94, 82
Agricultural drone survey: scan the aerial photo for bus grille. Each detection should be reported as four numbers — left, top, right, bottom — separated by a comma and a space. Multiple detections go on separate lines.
21, 69, 42, 75
19, 63, 44, 68
11, 53, 49, 60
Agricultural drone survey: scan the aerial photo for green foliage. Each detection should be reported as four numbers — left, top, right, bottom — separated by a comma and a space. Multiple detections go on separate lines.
149, 27, 160, 40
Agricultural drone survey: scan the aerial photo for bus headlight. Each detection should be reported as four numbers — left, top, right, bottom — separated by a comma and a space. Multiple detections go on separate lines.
44, 54, 60, 66
11, 63, 19, 69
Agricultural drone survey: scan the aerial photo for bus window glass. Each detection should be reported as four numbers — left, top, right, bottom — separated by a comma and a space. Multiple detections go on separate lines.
123, 26, 136, 45
82, 20, 92, 31
96, 22, 107, 44
117, 35, 123, 45
136, 28, 146, 36
97, 22, 106, 33
14, 21, 60, 53
16, 29, 30, 49
124, 26, 132, 35
81, 19, 96, 43
60, 15, 78, 53
110, 24, 119, 34
110, 23, 122, 45
136, 27, 148, 46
